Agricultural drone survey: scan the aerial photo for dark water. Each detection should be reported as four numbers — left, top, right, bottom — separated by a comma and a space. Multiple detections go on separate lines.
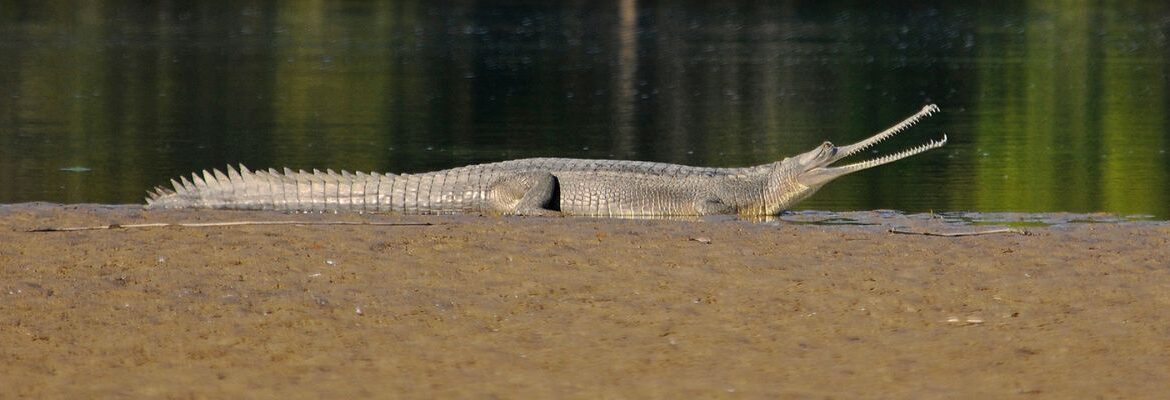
1, 2, 1168, 218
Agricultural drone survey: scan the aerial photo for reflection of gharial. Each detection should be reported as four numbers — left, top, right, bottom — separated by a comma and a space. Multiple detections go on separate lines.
147, 105, 947, 217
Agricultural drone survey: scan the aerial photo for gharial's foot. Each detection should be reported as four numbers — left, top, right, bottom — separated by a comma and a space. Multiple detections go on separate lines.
487, 171, 561, 217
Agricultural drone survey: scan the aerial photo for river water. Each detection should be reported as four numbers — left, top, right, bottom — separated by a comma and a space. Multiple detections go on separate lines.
1, 2, 1167, 218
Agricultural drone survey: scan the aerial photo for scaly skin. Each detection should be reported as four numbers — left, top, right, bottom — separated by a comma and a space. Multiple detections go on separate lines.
145, 105, 946, 217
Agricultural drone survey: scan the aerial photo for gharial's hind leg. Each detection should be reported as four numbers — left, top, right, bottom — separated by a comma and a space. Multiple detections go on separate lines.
486, 172, 562, 216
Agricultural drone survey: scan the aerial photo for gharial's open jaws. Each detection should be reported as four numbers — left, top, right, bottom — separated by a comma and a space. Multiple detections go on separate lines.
798, 104, 947, 185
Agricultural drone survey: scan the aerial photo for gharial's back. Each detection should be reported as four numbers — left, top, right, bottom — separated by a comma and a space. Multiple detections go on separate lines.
144, 157, 761, 216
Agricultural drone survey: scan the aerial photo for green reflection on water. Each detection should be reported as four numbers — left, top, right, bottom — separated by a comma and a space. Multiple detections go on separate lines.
971, 1, 1169, 216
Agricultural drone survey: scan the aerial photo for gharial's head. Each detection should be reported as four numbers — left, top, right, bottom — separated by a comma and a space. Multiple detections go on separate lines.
768, 105, 947, 211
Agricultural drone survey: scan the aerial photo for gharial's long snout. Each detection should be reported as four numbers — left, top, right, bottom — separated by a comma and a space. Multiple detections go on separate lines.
796, 104, 947, 188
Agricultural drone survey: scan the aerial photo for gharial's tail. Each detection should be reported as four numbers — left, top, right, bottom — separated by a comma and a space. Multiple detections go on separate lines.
145, 165, 398, 212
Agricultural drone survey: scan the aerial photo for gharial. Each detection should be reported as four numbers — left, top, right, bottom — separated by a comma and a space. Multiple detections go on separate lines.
146, 105, 947, 217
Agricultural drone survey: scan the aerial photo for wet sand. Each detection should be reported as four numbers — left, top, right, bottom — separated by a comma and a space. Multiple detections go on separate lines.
2, 204, 1168, 398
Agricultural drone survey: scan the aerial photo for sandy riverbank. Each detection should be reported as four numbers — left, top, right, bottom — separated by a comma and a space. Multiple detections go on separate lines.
1, 204, 1168, 398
